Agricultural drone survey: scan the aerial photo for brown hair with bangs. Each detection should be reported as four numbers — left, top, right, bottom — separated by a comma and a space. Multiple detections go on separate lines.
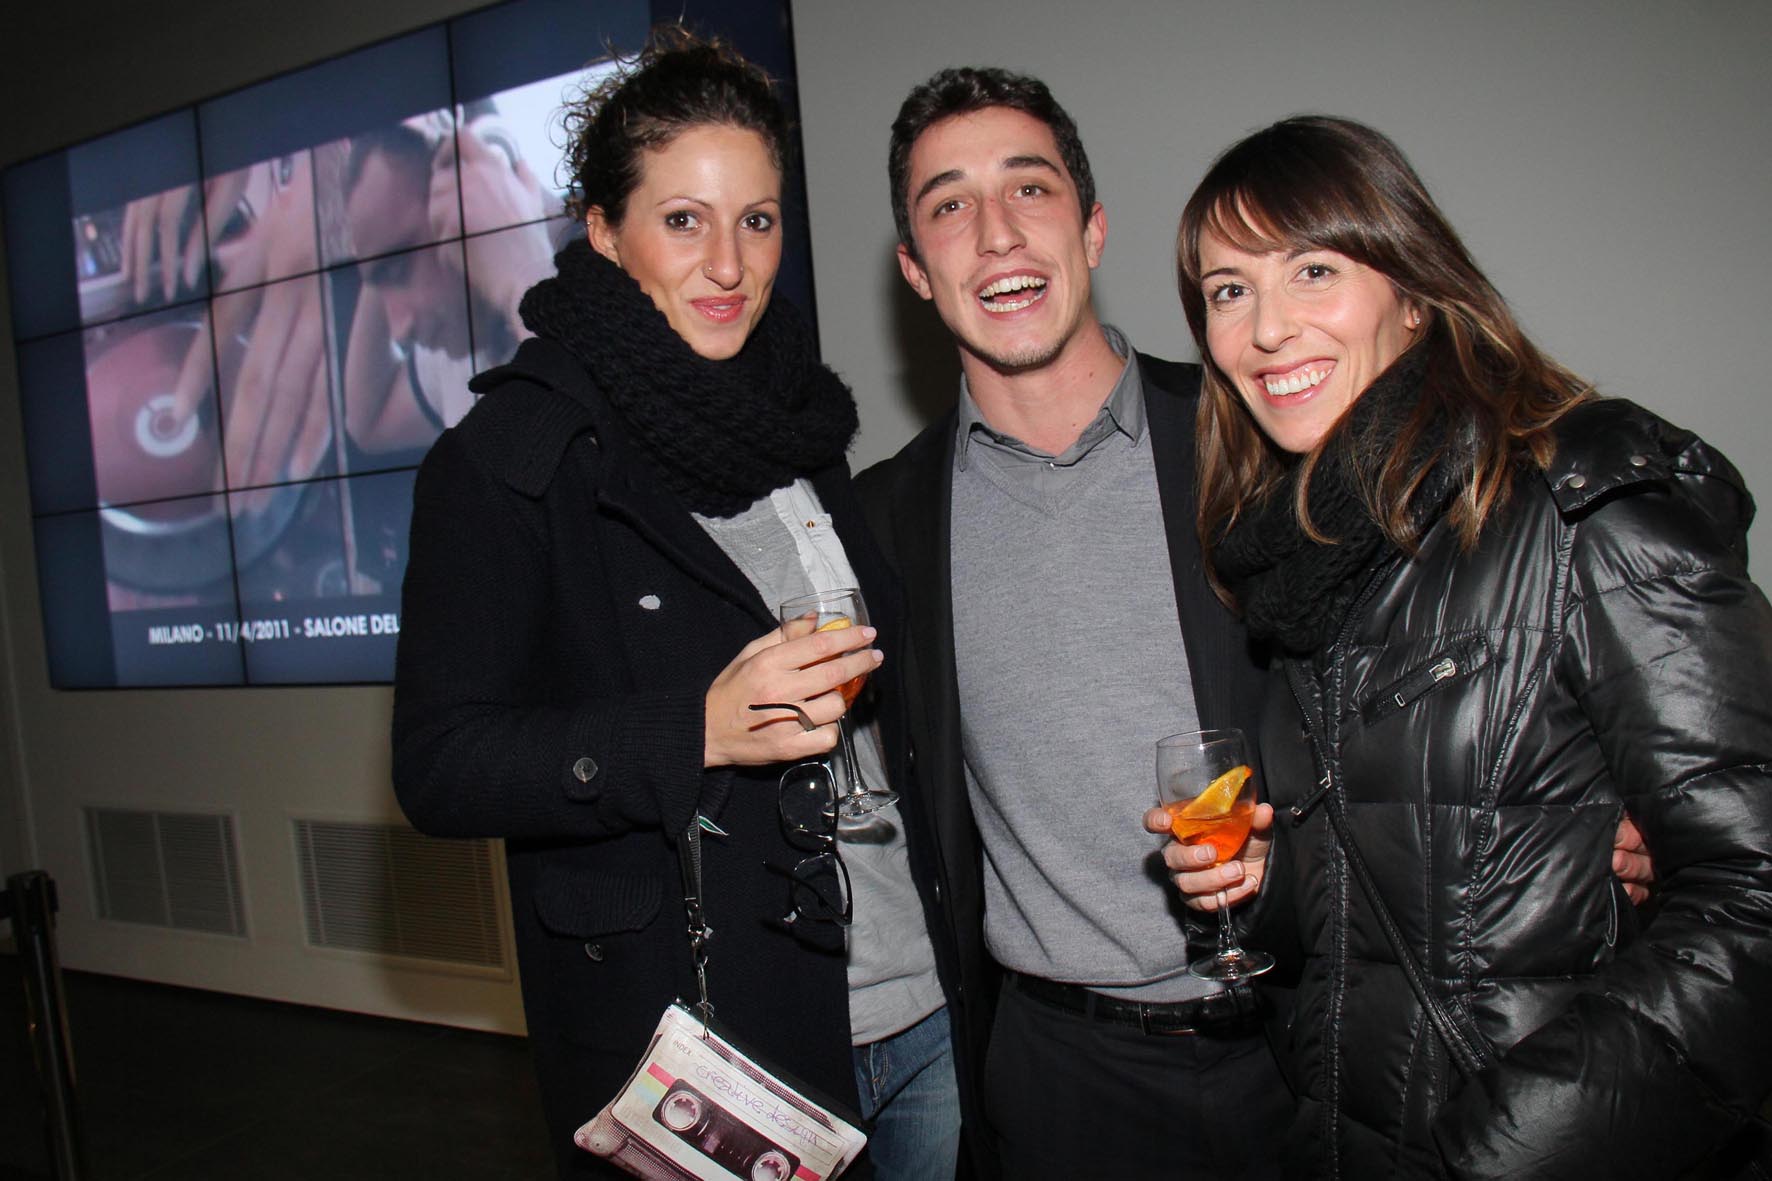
1176, 115, 1590, 592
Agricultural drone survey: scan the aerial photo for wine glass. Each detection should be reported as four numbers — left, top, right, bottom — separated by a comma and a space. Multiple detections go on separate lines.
778, 588, 898, 817
1156, 728, 1273, 981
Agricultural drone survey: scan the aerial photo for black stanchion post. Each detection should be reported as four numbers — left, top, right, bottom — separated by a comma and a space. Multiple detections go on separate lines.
3, 870, 84, 1180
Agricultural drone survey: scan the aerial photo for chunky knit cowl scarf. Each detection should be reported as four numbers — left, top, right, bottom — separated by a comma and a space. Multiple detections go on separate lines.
1214, 347, 1460, 655
519, 239, 858, 517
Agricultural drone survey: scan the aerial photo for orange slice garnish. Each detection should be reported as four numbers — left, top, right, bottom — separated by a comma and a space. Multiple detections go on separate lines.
1177, 764, 1252, 819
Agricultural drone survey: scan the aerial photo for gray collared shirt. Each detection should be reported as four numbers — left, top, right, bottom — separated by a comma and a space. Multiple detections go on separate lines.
695, 481, 945, 1042
955, 324, 1147, 482
948, 324, 1213, 1001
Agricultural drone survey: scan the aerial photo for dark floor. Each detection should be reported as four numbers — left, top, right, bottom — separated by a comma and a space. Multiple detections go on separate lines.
1, 962, 554, 1180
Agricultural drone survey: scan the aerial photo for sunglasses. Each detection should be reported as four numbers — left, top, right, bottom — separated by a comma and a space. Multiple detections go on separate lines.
773, 761, 852, 926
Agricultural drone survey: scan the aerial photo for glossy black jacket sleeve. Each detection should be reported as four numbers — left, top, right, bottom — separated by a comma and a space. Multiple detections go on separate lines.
1433, 487, 1772, 1179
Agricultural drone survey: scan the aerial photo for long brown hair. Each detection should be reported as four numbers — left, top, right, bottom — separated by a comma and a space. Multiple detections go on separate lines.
1176, 116, 1590, 584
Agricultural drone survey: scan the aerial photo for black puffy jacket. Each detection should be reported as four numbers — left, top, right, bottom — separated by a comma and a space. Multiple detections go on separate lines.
1256, 399, 1772, 1179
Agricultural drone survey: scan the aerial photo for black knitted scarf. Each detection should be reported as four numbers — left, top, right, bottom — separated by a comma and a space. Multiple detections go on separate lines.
518, 239, 858, 517
1214, 347, 1456, 655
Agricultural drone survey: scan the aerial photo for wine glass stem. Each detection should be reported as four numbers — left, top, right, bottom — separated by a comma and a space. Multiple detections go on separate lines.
836, 717, 864, 799
1215, 890, 1236, 961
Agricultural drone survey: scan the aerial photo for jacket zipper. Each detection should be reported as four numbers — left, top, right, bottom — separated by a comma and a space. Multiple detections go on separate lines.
1370, 656, 1458, 720
1287, 560, 1397, 819
1291, 773, 1331, 824
1287, 557, 1396, 1181
1359, 636, 1491, 726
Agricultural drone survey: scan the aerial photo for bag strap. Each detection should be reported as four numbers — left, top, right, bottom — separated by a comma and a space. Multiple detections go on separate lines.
1319, 784, 1495, 1079
676, 819, 715, 1031
1285, 662, 1495, 1080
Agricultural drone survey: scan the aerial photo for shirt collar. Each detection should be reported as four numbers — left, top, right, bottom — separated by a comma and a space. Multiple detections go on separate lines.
953, 324, 1145, 470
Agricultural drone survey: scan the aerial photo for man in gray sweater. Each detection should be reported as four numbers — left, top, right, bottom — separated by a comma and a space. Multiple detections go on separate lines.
856, 66, 1289, 1179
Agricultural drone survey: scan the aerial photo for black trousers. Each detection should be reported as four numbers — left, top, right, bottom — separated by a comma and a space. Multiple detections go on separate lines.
982, 976, 1292, 1179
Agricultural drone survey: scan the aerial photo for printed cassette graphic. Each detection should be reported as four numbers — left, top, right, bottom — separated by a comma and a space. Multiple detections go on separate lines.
578, 1005, 866, 1180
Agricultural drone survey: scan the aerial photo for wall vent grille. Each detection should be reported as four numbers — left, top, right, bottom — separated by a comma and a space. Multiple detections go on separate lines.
85, 807, 246, 936
294, 820, 504, 968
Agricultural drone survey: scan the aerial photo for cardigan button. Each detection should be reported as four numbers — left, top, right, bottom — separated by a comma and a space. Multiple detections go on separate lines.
572, 756, 599, 783
583, 942, 605, 962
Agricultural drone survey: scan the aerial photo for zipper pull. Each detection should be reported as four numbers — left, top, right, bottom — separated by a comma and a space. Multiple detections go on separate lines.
1387, 656, 1459, 711
1291, 773, 1331, 825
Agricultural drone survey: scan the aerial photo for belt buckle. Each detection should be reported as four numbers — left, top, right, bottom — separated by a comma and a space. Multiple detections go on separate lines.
1217, 983, 1256, 1022
1136, 1002, 1197, 1037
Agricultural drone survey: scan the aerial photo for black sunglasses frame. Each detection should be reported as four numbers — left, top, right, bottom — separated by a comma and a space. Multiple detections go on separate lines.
775, 761, 853, 926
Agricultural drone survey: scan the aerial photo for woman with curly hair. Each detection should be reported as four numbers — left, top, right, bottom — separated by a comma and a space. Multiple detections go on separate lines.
394, 32, 961, 1178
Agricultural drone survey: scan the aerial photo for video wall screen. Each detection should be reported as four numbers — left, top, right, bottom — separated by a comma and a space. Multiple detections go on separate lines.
4, 0, 812, 687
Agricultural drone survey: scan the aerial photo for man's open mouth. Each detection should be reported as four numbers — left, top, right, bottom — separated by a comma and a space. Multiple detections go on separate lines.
977, 274, 1048, 313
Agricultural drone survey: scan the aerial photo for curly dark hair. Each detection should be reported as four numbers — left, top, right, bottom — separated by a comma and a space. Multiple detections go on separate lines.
559, 27, 790, 226
888, 66, 1095, 258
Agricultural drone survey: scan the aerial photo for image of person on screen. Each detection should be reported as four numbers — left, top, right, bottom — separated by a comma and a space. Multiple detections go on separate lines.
393, 30, 965, 1179
91, 152, 332, 515
340, 111, 556, 454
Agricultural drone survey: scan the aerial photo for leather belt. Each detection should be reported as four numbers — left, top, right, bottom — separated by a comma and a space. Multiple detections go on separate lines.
1008, 971, 1261, 1036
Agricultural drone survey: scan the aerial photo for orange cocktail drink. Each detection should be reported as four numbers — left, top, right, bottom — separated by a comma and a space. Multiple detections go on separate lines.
1167, 795, 1256, 865
1164, 762, 1255, 863
814, 615, 868, 705
1155, 733, 1273, 981
780, 587, 897, 816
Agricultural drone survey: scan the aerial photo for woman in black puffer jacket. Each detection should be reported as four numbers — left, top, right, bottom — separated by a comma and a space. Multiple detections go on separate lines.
1156, 115, 1772, 1179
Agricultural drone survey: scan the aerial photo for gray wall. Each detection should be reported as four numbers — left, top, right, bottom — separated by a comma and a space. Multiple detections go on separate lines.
796, 1, 1772, 547
1, 0, 1767, 1016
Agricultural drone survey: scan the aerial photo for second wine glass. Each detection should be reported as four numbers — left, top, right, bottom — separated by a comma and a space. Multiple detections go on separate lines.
1156, 728, 1274, 981
778, 588, 898, 817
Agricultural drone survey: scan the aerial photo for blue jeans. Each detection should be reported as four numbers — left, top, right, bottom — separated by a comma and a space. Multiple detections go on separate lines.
852, 1005, 961, 1180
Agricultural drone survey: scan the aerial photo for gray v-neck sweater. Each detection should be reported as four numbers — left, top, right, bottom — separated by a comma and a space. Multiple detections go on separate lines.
950, 331, 1214, 1002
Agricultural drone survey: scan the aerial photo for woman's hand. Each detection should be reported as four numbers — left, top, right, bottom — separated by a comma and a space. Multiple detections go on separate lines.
1613, 814, 1654, 905
1143, 802, 1275, 911
704, 617, 882, 768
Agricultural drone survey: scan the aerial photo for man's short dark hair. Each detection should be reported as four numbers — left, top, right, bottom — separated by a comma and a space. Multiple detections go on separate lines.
888, 66, 1096, 258
345, 123, 433, 202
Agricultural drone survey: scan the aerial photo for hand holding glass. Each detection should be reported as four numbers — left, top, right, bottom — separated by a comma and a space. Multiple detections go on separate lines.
1157, 728, 1274, 981
778, 588, 897, 817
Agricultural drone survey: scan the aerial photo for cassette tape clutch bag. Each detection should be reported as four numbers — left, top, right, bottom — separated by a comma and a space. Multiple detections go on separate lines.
577, 1003, 867, 1180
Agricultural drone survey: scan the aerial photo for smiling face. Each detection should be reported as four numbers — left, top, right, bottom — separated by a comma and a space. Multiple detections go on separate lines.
896, 107, 1105, 376
1197, 227, 1419, 453
586, 124, 782, 361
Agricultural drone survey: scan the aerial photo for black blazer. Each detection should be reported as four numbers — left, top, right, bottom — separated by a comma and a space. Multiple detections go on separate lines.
394, 338, 943, 1178
854, 354, 1270, 1169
